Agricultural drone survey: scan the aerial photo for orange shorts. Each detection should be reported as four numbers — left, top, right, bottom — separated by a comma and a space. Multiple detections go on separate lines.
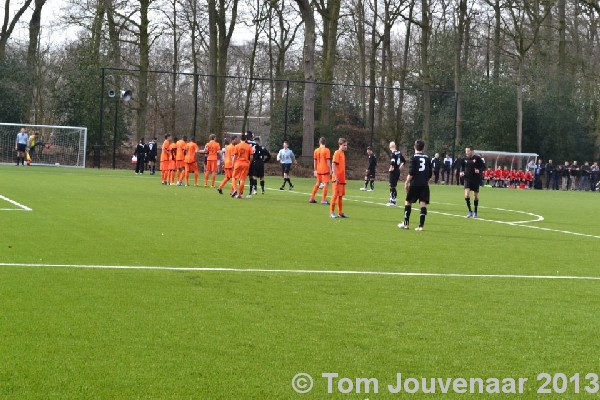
233, 163, 249, 179
206, 160, 218, 172
168, 160, 176, 171
176, 160, 185, 169
185, 162, 198, 173
317, 173, 330, 184
224, 167, 233, 179
160, 160, 169, 171
332, 182, 346, 197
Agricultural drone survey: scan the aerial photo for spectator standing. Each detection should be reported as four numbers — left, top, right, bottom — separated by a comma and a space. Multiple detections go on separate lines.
581, 161, 591, 191
442, 153, 452, 184
545, 159, 555, 190
431, 153, 441, 184
570, 161, 580, 191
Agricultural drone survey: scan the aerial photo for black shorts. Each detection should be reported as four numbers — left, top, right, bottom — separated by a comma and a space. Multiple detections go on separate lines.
464, 179, 480, 192
17, 143, 26, 152
389, 171, 400, 187
281, 163, 291, 174
406, 185, 430, 204
366, 169, 376, 179
147, 154, 157, 162
253, 163, 265, 178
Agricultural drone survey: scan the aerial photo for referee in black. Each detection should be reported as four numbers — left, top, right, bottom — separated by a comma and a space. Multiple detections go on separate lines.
398, 139, 432, 231
460, 146, 485, 218
250, 137, 271, 195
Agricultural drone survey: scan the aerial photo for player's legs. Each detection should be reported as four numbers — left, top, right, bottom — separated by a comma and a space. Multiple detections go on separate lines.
418, 200, 428, 229
473, 191, 479, 216
337, 184, 345, 216
322, 182, 329, 202
464, 187, 473, 216
330, 183, 338, 216
310, 177, 320, 202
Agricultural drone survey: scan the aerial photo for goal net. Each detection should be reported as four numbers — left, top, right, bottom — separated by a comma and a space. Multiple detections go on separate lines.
475, 150, 538, 171
0, 123, 87, 168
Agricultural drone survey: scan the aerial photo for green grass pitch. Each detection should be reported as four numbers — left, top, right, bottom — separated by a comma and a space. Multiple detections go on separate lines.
1, 165, 600, 399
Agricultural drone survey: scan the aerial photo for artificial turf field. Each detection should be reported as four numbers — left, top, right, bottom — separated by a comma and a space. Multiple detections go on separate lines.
1, 165, 600, 399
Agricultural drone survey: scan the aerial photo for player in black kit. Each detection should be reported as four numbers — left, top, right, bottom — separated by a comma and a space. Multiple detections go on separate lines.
398, 140, 432, 231
360, 146, 378, 191
387, 141, 406, 206
249, 137, 271, 196
459, 146, 485, 218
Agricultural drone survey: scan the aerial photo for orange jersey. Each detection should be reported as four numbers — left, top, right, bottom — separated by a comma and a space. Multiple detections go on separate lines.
233, 142, 253, 165
224, 143, 235, 169
205, 140, 221, 161
161, 139, 171, 162
314, 146, 331, 175
169, 143, 177, 160
332, 149, 346, 184
176, 140, 186, 161
184, 142, 199, 163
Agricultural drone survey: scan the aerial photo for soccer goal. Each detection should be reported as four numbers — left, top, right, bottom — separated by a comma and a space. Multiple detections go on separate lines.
0, 123, 87, 168
475, 150, 538, 170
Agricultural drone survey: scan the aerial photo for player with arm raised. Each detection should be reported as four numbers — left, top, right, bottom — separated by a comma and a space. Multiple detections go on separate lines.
398, 140, 432, 231
460, 146, 485, 218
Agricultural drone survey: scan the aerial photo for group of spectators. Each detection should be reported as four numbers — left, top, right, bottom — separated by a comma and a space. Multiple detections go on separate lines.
429, 153, 600, 191
535, 159, 600, 191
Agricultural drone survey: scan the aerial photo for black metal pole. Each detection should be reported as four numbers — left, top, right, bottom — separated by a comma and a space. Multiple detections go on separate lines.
99, 68, 105, 146
112, 100, 118, 169
283, 80, 290, 141
193, 73, 199, 136
451, 91, 459, 184
369, 85, 375, 147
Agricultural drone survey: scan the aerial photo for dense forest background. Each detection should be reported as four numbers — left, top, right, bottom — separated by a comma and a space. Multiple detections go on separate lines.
2, 0, 600, 161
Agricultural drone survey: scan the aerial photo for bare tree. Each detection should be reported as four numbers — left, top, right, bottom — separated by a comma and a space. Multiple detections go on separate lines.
207, 0, 239, 137
295, 0, 316, 161
502, 0, 553, 153
0, 0, 34, 59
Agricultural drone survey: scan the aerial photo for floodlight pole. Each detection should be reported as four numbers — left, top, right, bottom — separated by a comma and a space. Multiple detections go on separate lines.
112, 99, 119, 169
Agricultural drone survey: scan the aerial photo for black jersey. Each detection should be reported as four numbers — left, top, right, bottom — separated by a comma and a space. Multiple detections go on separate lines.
253, 145, 271, 164
460, 155, 485, 180
390, 151, 406, 174
147, 141, 158, 157
367, 154, 377, 171
408, 153, 432, 186
431, 157, 441, 172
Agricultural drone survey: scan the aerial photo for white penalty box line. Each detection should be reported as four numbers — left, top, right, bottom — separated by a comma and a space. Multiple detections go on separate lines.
1, 263, 600, 281
0, 194, 32, 211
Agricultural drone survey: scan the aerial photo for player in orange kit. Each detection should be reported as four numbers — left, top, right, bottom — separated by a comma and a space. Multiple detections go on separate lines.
217, 136, 238, 194
183, 137, 200, 186
231, 133, 254, 198
204, 134, 221, 188
175, 136, 187, 185
309, 137, 331, 205
168, 138, 178, 185
160, 134, 171, 185
330, 138, 349, 218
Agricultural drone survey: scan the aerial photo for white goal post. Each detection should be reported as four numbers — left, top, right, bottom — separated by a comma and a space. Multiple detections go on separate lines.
475, 150, 538, 170
0, 123, 87, 168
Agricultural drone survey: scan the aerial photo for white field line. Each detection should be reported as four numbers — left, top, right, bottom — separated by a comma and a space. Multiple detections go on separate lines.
1, 263, 600, 281
0, 194, 32, 211
272, 188, 600, 239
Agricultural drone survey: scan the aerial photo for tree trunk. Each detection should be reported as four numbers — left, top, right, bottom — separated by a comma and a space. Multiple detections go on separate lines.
136, 0, 150, 140
0, 0, 34, 59
317, 0, 341, 134
396, 0, 414, 147
296, 0, 316, 162
170, 0, 178, 135
27, 0, 46, 123
242, 0, 263, 132
516, 60, 523, 154
420, 0, 431, 144
208, 0, 219, 134
454, 0, 466, 148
